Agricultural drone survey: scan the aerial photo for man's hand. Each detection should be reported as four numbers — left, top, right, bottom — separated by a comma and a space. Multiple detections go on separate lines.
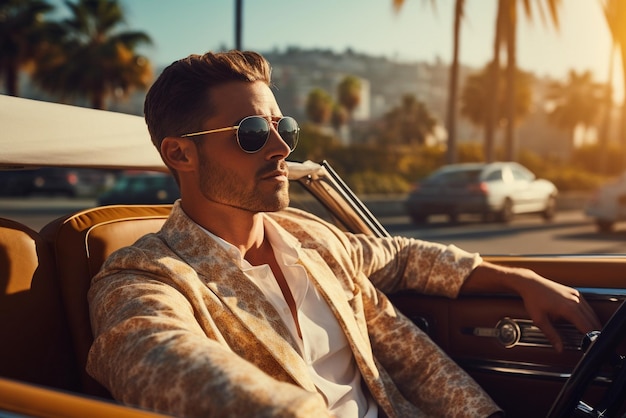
461, 261, 602, 352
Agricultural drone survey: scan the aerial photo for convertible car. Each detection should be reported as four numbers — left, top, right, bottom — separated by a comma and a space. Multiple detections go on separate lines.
1, 95, 625, 418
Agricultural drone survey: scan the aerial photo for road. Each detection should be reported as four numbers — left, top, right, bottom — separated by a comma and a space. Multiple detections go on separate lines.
2, 197, 626, 255
379, 212, 626, 255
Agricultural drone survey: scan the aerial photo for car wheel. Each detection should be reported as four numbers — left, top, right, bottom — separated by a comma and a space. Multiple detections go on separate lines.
596, 220, 615, 233
542, 195, 557, 221
496, 198, 514, 223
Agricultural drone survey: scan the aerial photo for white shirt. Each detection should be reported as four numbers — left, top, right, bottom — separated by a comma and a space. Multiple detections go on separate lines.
200, 215, 377, 418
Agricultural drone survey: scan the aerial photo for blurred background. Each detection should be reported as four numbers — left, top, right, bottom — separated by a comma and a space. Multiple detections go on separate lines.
2, 0, 625, 196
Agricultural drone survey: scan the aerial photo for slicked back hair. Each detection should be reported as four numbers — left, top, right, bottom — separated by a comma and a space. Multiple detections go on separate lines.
144, 50, 272, 153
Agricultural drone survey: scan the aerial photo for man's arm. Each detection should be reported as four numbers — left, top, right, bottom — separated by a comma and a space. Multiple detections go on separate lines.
461, 261, 602, 352
87, 248, 331, 418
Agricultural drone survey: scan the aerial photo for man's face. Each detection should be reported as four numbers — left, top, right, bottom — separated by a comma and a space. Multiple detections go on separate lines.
194, 81, 292, 213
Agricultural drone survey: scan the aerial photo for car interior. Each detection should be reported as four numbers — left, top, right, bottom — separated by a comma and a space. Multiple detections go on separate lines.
2, 164, 626, 418
1, 96, 626, 417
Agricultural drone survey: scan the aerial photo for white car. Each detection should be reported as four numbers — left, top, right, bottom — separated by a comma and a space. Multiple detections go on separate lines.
405, 162, 558, 224
585, 172, 626, 232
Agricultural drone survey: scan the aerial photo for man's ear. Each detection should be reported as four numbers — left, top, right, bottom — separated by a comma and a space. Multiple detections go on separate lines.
161, 137, 196, 172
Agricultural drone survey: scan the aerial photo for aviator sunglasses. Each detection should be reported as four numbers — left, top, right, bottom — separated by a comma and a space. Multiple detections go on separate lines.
180, 115, 299, 153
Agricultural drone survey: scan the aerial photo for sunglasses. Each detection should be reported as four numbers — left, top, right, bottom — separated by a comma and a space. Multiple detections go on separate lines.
180, 115, 299, 153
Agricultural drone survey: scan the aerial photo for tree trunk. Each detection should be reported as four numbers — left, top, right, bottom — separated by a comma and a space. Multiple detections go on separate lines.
445, 0, 463, 164
484, 0, 504, 163
619, 42, 626, 167
504, 0, 517, 161
599, 41, 615, 174
235, 0, 243, 50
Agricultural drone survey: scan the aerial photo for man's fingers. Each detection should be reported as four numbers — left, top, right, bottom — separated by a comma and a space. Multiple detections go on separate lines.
536, 318, 564, 353
566, 291, 602, 332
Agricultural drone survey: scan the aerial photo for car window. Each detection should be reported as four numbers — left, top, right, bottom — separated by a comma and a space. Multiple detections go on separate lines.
484, 169, 503, 182
431, 169, 482, 185
511, 166, 533, 181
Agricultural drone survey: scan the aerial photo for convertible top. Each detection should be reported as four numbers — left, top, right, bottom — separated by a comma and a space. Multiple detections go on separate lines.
0, 95, 163, 171
0, 95, 322, 180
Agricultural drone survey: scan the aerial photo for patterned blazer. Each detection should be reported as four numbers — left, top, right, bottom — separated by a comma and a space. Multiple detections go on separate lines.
87, 202, 500, 418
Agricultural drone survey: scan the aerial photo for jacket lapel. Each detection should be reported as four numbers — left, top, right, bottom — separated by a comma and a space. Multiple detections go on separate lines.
159, 203, 317, 392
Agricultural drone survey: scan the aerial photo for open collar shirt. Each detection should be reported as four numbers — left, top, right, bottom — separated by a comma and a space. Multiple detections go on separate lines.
199, 214, 377, 418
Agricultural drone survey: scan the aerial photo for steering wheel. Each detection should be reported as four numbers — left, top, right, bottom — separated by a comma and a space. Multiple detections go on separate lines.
547, 299, 626, 418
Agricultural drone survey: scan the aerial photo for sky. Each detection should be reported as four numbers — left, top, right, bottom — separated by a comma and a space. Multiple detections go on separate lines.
51, 0, 622, 99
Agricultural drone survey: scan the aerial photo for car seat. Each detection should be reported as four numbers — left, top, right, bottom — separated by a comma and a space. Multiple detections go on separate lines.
40, 205, 171, 398
0, 217, 78, 390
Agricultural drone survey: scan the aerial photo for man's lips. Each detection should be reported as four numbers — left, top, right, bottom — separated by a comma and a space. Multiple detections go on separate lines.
261, 170, 288, 180
259, 162, 288, 180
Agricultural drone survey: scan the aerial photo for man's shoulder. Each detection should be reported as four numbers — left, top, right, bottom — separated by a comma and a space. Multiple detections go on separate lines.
267, 207, 334, 232
267, 207, 350, 246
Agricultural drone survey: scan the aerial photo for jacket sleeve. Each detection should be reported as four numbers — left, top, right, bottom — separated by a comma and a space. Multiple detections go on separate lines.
275, 208, 482, 298
346, 233, 482, 298
87, 246, 331, 418
355, 273, 501, 417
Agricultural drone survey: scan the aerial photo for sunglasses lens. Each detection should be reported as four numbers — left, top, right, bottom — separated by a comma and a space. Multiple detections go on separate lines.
278, 117, 299, 151
237, 117, 270, 152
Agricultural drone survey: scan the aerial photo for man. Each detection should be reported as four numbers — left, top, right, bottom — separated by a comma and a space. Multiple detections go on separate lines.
87, 50, 600, 417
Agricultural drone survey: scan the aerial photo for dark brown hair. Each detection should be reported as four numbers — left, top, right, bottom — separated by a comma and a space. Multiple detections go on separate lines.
144, 50, 272, 152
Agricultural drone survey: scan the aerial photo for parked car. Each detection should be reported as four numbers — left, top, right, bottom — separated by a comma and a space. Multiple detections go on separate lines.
97, 171, 180, 205
585, 172, 626, 232
405, 162, 558, 224
1, 95, 626, 418
0, 167, 80, 197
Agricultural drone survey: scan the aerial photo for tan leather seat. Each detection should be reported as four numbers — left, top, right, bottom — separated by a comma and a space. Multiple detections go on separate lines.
0, 217, 78, 390
40, 205, 171, 397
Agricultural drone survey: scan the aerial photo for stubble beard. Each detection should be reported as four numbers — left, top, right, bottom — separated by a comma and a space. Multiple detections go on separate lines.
198, 155, 289, 213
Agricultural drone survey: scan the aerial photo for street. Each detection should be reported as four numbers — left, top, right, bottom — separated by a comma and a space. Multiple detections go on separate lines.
380, 211, 626, 255
2, 197, 626, 256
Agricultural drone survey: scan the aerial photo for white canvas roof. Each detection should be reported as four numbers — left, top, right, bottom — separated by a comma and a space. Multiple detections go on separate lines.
0, 95, 323, 179
0, 95, 165, 170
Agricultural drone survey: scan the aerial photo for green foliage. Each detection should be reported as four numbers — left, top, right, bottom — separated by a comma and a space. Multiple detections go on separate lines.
289, 123, 340, 163
32, 0, 153, 109
292, 125, 616, 194
345, 171, 412, 195
545, 70, 605, 146
377, 95, 438, 145
569, 144, 624, 176
460, 64, 533, 128
544, 168, 606, 192
337, 75, 361, 114
305, 88, 333, 124
0, 0, 56, 96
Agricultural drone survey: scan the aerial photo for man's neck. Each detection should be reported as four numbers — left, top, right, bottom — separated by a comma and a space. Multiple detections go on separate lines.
181, 199, 266, 257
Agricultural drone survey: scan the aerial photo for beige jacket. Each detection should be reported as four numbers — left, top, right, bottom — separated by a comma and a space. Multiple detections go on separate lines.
87, 202, 500, 417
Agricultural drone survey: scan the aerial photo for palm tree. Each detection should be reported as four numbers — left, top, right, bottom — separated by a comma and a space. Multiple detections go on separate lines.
337, 75, 362, 121
598, 0, 619, 173
331, 104, 349, 133
599, 0, 626, 165
33, 0, 152, 109
234, 0, 242, 50
377, 94, 438, 146
484, 0, 506, 162
545, 70, 605, 153
305, 88, 333, 125
0, 0, 55, 96
487, 0, 562, 161
393, 0, 465, 164
460, 63, 533, 143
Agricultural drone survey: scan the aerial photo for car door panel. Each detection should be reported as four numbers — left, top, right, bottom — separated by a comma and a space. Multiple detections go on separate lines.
388, 255, 626, 418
